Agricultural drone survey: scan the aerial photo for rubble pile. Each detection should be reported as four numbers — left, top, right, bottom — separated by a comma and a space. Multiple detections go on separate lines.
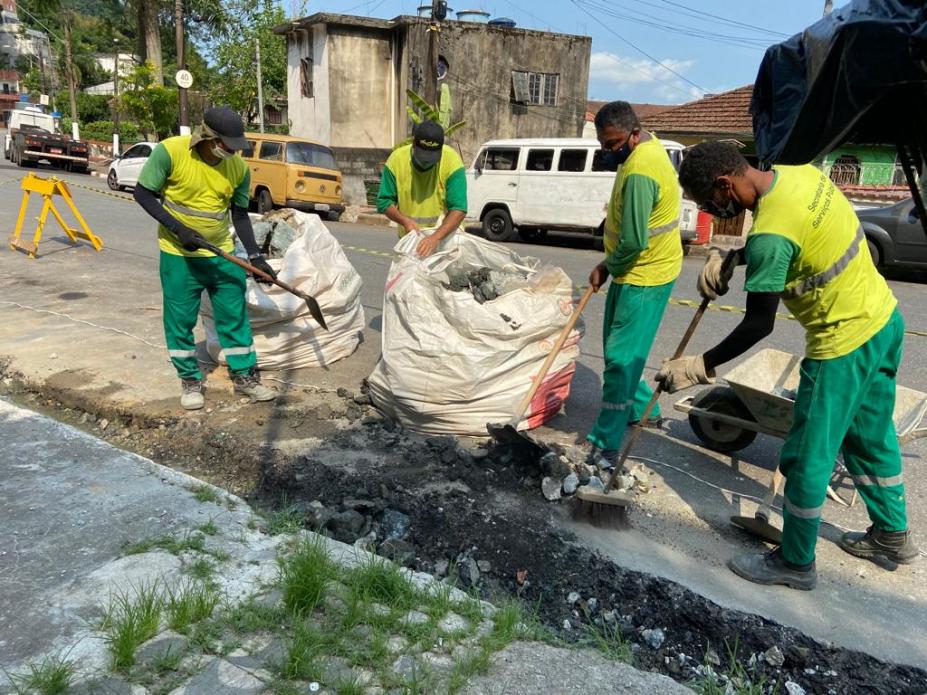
251, 209, 304, 259
538, 449, 653, 502
443, 265, 529, 304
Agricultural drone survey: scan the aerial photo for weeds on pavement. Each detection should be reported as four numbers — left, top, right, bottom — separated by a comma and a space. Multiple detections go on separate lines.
278, 535, 339, 615
101, 582, 164, 672
4, 654, 75, 695
165, 581, 220, 633
189, 484, 221, 504
688, 638, 778, 695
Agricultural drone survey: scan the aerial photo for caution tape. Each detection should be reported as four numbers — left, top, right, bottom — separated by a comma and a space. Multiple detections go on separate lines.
65, 180, 135, 202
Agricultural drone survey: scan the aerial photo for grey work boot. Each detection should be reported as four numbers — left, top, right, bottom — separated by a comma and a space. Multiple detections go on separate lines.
232, 371, 277, 402
728, 548, 817, 591
585, 445, 619, 471
180, 379, 205, 410
838, 525, 920, 565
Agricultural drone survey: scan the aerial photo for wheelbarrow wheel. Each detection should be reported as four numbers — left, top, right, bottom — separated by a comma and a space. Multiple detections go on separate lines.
689, 386, 758, 453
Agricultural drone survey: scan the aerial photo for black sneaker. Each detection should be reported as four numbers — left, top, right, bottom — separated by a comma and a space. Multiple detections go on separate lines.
728, 548, 817, 591
839, 526, 920, 565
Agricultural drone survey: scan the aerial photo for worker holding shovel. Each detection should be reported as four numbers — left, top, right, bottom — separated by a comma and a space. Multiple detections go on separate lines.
376, 120, 467, 258
585, 101, 684, 468
659, 141, 918, 590
134, 106, 278, 410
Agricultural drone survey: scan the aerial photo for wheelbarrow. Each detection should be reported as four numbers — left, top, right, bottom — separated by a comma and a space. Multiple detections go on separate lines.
674, 348, 927, 508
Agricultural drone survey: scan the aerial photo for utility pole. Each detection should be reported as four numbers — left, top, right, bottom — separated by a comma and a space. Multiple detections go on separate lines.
823, 0, 833, 15
255, 38, 265, 133
63, 15, 79, 140
175, 0, 189, 134
113, 39, 121, 156
423, 0, 442, 109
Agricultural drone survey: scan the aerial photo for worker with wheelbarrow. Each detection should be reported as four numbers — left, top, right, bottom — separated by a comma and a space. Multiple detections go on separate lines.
657, 141, 918, 591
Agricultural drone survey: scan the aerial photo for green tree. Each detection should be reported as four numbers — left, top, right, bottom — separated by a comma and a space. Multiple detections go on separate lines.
208, 0, 285, 121
119, 62, 178, 139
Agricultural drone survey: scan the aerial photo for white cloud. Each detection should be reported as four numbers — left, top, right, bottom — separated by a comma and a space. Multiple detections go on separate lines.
589, 51, 702, 104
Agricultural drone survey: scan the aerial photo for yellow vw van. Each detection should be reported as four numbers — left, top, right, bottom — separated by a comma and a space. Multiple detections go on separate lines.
242, 133, 345, 220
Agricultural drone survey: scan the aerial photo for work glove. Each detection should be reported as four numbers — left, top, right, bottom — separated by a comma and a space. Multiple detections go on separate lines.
655, 354, 715, 393
173, 224, 206, 252
248, 254, 277, 285
697, 248, 737, 300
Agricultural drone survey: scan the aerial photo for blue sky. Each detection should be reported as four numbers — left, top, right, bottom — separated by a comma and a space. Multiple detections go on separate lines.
285, 0, 830, 105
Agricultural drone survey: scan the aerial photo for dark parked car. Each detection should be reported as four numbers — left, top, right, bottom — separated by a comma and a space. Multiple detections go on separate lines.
858, 199, 927, 271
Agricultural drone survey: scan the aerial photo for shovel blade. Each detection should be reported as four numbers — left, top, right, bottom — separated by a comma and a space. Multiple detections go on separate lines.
299, 292, 328, 331
486, 422, 547, 458
730, 515, 782, 544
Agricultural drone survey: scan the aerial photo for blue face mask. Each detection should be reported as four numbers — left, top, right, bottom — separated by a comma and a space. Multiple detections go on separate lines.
600, 140, 632, 171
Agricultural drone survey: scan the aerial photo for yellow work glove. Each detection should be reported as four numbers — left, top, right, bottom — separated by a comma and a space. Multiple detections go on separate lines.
697, 248, 737, 300
655, 354, 715, 393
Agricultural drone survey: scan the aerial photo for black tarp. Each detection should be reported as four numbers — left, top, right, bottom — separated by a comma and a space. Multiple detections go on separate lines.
752, 0, 927, 166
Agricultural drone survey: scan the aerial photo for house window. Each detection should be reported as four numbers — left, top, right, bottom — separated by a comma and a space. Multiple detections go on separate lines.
300, 56, 313, 98
511, 71, 559, 106
828, 154, 861, 185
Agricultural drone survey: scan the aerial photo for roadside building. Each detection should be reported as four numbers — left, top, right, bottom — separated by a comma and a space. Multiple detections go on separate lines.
275, 12, 591, 205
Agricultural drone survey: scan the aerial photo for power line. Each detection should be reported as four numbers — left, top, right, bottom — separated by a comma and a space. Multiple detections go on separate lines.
571, 0, 708, 94
656, 0, 789, 38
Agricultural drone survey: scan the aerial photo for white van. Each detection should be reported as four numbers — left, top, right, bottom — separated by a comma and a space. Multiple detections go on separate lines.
465, 137, 697, 248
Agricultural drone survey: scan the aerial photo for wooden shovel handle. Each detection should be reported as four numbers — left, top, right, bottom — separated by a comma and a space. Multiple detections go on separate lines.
510, 284, 596, 425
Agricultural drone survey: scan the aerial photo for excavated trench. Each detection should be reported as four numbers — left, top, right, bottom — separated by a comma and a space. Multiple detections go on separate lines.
3, 368, 926, 695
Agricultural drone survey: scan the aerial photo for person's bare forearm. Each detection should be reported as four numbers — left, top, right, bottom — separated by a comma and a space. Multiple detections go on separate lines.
433, 209, 466, 239
384, 204, 417, 231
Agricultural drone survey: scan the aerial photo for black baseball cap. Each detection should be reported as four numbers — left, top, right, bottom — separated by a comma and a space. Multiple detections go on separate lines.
412, 120, 445, 166
203, 106, 248, 151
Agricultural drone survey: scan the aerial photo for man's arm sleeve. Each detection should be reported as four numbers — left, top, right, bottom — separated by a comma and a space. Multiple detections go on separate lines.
445, 167, 467, 212
703, 292, 779, 370
232, 204, 261, 257
134, 184, 183, 233
232, 167, 251, 209
376, 165, 399, 214
136, 143, 172, 193
604, 173, 658, 278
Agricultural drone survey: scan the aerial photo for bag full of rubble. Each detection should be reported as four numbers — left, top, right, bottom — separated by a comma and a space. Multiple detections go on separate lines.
201, 209, 365, 370
366, 229, 583, 436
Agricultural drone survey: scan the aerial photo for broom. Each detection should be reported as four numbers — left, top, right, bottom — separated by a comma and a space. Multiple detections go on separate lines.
572, 249, 741, 528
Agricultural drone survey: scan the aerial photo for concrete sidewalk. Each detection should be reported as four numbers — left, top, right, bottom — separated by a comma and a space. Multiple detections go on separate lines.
0, 399, 690, 694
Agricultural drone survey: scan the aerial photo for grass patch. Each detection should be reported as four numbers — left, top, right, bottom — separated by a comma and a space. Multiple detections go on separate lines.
101, 582, 164, 672
165, 581, 220, 633
189, 619, 223, 653
346, 555, 418, 612
186, 557, 217, 582
688, 639, 777, 695
280, 620, 326, 681
334, 675, 367, 695
5, 654, 75, 695
422, 582, 455, 620
583, 619, 633, 664
121, 531, 227, 562
196, 520, 219, 536
226, 597, 288, 634
151, 646, 185, 675
189, 484, 221, 504
278, 535, 339, 616
265, 504, 305, 536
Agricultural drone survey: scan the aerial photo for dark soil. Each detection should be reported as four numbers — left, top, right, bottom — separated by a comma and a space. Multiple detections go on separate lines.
2, 366, 925, 695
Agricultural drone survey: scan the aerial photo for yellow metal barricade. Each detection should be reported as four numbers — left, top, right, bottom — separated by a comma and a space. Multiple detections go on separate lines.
9, 173, 103, 258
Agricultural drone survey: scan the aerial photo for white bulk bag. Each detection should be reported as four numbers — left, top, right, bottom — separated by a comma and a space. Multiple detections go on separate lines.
367, 229, 582, 436
201, 210, 365, 370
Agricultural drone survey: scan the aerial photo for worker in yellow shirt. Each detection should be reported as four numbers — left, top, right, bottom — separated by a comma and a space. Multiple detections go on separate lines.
586, 101, 683, 467
376, 120, 467, 257
658, 141, 918, 590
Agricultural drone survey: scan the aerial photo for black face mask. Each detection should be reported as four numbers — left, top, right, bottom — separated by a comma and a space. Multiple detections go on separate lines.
600, 140, 632, 172
701, 194, 743, 219
412, 155, 436, 172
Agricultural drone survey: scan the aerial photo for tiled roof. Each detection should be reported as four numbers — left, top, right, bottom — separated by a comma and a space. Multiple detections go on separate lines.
585, 101, 674, 123
642, 85, 754, 137
839, 184, 910, 203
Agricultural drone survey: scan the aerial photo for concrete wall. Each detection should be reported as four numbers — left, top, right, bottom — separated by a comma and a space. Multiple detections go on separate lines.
327, 26, 394, 149
402, 20, 591, 165
287, 25, 332, 144
333, 146, 392, 206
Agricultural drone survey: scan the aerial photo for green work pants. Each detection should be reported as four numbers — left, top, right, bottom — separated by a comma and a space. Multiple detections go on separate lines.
159, 251, 256, 380
587, 280, 675, 450
781, 309, 908, 566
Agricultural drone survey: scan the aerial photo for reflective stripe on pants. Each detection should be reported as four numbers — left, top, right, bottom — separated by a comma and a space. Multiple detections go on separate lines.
160, 251, 257, 380
780, 309, 908, 566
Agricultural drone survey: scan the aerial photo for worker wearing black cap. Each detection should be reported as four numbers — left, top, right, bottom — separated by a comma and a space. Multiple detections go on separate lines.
134, 106, 278, 410
376, 120, 468, 257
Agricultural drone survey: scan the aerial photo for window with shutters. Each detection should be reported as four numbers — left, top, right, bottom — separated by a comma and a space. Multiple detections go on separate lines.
300, 56, 313, 98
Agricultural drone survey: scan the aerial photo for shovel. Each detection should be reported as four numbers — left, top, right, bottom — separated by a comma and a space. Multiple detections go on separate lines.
196, 239, 328, 331
731, 467, 783, 544
487, 284, 596, 456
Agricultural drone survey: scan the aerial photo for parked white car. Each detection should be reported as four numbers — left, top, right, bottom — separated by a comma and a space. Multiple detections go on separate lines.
465, 137, 697, 248
107, 142, 158, 190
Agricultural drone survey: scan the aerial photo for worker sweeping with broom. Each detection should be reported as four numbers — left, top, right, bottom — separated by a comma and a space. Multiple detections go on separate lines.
659, 141, 919, 590
584, 101, 683, 468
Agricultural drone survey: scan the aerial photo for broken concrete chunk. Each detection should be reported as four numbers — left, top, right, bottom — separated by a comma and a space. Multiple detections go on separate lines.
562, 472, 579, 495
541, 476, 562, 501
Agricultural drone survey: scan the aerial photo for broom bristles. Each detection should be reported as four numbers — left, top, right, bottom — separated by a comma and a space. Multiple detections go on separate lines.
569, 496, 632, 529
